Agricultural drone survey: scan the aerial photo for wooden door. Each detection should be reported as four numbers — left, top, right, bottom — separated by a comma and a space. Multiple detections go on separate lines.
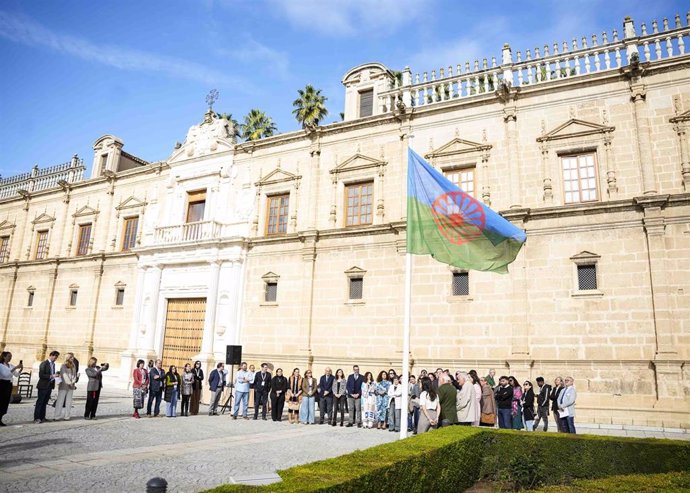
162, 298, 206, 371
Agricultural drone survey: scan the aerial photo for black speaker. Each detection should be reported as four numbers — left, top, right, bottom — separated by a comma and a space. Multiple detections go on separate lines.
226, 345, 242, 365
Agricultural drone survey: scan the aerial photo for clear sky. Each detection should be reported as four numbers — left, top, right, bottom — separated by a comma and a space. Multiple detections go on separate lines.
0, 0, 684, 177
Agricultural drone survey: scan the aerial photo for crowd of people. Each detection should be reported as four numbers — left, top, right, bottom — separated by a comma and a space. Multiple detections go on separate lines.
0, 350, 577, 435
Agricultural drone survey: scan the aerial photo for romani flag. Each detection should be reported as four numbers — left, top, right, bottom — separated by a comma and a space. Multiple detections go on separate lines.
406, 148, 526, 274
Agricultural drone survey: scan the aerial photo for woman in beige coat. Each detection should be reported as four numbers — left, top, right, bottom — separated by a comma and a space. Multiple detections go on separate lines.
479, 376, 497, 427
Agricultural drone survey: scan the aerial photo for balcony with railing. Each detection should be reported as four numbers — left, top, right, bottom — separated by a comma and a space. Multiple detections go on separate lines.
378, 13, 690, 112
154, 220, 225, 244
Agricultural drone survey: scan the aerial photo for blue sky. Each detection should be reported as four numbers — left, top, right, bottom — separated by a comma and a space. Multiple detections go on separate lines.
0, 0, 684, 177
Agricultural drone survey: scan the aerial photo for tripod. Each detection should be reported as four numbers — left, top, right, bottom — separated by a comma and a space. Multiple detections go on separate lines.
220, 365, 235, 415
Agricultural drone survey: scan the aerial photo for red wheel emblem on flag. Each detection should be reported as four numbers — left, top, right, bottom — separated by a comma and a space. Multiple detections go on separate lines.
431, 192, 486, 245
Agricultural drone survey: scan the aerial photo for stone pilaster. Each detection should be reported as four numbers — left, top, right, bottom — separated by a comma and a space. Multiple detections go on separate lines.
504, 106, 522, 208
630, 84, 658, 194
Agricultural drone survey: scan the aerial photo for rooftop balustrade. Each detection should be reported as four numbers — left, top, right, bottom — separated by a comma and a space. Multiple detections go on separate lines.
378, 13, 690, 112
0, 155, 86, 199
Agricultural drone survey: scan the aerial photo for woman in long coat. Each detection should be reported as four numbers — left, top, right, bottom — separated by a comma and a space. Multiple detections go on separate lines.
479, 376, 496, 427
190, 360, 204, 416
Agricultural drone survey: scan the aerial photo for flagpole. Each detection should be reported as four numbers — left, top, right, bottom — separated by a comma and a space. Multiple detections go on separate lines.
399, 252, 412, 440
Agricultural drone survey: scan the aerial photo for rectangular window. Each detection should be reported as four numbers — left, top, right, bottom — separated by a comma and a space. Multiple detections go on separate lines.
121, 217, 139, 251
100, 154, 108, 173
445, 166, 476, 197
115, 288, 125, 306
562, 153, 598, 203
186, 190, 206, 223
265, 194, 289, 236
349, 277, 363, 300
35, 231, 49, 260
452, 272, 469, 296
69, 289, 78, 307
0, 236, 9, 263
27, 291, 34, 307
77, 223, 92, 256
345, 181, 374, 227
265, 282, 278, 302
577, 264, 597, 290
359, 89, 374, 117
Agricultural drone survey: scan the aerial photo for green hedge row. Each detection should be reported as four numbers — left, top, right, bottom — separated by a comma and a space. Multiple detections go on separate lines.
205, 428, 690, 493
533, 471, 690, 492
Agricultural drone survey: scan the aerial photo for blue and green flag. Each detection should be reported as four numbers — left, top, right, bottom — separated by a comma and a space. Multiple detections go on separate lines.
406, 148, 526, 274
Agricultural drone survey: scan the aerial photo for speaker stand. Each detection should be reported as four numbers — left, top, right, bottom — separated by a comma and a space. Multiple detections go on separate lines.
220, 365, 235, 415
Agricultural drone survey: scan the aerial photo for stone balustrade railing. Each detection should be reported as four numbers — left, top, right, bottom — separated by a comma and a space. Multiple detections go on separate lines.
0, 155, 85, 199
154, 220, 225, 244
379, 12, 690, 112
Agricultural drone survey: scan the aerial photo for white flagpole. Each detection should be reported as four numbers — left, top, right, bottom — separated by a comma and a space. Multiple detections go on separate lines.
399, 252, 412, 439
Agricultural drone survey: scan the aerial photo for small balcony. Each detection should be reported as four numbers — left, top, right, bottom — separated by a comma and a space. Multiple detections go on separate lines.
154, 220, 224, 245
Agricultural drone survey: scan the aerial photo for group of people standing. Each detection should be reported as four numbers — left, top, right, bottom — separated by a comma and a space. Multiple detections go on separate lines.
489, 372, 578, 434
1, 349, 578, 436
131, 359, 205, 418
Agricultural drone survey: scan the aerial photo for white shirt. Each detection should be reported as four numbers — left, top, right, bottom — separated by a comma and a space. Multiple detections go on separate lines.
419, 390, 439, 410
0, 363, 20, 381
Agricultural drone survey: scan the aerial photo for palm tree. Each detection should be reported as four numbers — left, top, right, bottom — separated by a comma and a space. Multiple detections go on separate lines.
292, 85, 328, 129
216, 112, 241, 139
241, 109, 277, 141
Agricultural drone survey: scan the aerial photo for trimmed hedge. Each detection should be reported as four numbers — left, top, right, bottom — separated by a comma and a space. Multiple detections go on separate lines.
204, 428, 690, 493
533, 471, 690, 492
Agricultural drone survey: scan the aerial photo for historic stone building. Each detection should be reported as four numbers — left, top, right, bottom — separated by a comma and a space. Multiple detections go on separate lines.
1, 14, 689, 427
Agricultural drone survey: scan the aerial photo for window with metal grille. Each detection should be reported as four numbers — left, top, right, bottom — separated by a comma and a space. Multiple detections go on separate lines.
359, 89, 373, 117
349, 277, 363, 300
345, 181, 373, 226
452, 272, 469, 296
35, 231, 49, 260
577, 264, 597, 290
77, 223, 92, 256
115, 288, 125, 306
69, 289, 78, 306
562, 153, 598, 203
0, 236, 9, 263
27, 290, 34, 307
265, 282, 278, 302
266, 194, 289, 235
121, 217, 139, 251
445, 167, 476, 197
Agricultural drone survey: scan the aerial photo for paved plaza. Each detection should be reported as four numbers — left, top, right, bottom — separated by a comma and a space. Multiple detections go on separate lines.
1, 390, 689, 493
0, 390, 397, 493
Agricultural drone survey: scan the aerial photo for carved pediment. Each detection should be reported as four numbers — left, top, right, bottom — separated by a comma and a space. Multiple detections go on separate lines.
32, 212, 56, 225
255, 168, 301, 187
330, 153, 386, 175
537, 119, 614, 142
261, 271, 280, 282
0, 220, 15, 231
116, 195, 147, 211
425, 138, 492, 159
670, 109, 690, 123
168, 111, 236, 164
72, 205, 99, 218
344, 266, 367, 277
570, 251, 601, 264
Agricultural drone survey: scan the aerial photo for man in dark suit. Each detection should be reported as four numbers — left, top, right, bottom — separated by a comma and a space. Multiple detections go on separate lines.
146, 359, 165, 417
317, 367, 334, 424
34, 350, 60, 423
253, 363, 271, 420
550, 376, 565, 432
345, 365, 363, 428
208, 362, 226, 416
533, 376, 552, 432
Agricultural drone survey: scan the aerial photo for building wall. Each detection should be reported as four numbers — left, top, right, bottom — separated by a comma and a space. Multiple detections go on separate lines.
0, 33, 689, 427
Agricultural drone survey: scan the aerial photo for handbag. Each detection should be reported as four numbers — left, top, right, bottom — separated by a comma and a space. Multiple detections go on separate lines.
480, 412, 496, 425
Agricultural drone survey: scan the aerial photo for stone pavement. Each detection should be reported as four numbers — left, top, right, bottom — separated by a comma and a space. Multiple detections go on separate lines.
0, 390, 397, 493
1, 391, 688, 493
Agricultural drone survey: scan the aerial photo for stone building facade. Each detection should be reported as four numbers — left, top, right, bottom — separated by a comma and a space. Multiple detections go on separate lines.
1, 14, 689, 427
